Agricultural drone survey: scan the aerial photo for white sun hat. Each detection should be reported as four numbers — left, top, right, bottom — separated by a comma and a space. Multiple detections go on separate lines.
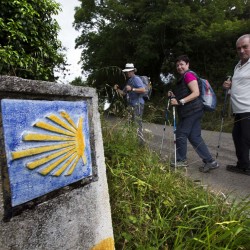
122, 63, 137, 72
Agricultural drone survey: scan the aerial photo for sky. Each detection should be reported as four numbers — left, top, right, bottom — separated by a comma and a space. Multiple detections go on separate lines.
54, 0, 83, 83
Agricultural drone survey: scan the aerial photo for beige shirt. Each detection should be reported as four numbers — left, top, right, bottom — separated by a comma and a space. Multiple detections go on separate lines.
231, 58, 250, 113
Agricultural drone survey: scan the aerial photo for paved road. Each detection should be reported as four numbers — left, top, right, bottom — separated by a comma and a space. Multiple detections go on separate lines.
143, 122, 250, 201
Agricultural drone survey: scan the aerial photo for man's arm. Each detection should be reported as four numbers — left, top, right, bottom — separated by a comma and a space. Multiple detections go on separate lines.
130, 86, 146, 93
114, 84, 126, 96
129, 77, 146, 93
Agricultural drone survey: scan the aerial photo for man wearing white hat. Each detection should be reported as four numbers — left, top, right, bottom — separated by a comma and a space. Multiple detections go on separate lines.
114, 63, 146, 142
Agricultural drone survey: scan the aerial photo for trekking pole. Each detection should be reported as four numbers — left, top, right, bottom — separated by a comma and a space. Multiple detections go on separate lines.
216, 76, 231, 159
166, 92, 177, 171
168, 93, 177, 171
160, 98, 170, 155
172, 104, 177, 171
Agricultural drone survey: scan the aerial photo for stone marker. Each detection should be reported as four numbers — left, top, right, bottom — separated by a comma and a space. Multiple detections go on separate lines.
0, 76, 114, 250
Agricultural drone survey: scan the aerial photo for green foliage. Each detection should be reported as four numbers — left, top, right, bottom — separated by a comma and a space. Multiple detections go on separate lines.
75, 0, 250, 91
76, 0, 249, 132
0, 0, 66, 81
70, 76, 87, 86
103, 121, 250, 249
87, 66, 126, 89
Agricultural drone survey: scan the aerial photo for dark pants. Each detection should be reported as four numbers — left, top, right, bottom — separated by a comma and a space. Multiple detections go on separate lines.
176, 110, 213, 163
232, 113, 250, 169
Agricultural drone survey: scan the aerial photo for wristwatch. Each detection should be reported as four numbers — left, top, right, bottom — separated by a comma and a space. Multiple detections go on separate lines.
179, 99, 185, 105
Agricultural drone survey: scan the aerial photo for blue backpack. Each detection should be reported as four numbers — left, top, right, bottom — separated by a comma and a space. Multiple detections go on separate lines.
139, 76, 152, 101
130, 75, 152, 101
198, 78, 217, 112
186, 71, 217, 112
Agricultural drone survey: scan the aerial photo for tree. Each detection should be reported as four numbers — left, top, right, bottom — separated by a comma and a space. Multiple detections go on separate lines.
74, 0, 250, 102
0, 0, 66, 81
70, 76, 87, 86
72, 0, 250, 127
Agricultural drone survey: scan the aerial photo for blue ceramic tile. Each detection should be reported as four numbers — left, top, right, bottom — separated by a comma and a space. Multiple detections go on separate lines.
1, 99, 92, 206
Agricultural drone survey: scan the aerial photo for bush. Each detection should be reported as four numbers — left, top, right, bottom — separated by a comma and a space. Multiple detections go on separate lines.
103, 120, 250, 249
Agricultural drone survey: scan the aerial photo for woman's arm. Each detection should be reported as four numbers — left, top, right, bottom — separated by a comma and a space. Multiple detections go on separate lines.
185, 80, 200, 102
170, 80, 200, 106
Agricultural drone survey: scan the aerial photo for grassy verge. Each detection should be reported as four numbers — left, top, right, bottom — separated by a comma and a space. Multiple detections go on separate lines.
103, 120, 250, 249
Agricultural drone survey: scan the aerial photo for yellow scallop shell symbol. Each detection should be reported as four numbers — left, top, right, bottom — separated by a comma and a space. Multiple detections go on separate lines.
11, 110, 87, 177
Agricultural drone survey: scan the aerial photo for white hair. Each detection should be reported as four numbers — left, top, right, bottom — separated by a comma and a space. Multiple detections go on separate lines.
236, 34, 250, 44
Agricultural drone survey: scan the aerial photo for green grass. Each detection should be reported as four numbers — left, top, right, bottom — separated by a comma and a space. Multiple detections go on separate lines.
103, 120, 250, 249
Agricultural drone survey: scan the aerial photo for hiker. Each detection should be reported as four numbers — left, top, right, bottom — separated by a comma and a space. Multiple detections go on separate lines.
114, 63, 146, 142
223, 34, 250, 175
168, 55, 219, 172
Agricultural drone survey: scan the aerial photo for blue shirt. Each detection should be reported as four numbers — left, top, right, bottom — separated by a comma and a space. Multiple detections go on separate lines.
125, 75, 145, 106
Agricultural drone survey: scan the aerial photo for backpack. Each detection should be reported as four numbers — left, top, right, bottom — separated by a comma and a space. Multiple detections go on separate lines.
139, 76, 152, 101
185, 71, 217, 112
198, 78, 217, 112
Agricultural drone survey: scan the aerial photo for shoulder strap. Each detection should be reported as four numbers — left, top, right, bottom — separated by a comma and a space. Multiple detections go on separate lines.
184, 70, 197, 78
183, 70, 202, 98
184, 70, 201, 85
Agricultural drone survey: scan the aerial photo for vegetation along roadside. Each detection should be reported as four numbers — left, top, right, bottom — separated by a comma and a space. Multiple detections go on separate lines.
102, 118, 250, 249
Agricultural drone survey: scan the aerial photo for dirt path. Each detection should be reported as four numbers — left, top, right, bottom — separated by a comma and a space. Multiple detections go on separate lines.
143, 122, 250, 201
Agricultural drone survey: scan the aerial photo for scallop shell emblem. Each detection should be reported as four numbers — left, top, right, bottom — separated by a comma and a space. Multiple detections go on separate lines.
11, 110, 87, 177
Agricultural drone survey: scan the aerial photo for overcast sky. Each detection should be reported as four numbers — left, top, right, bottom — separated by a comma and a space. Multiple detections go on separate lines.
54, 0, 83, 83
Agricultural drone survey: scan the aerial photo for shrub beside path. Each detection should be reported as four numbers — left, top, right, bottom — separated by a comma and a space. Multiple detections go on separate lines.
143, 122, 250, 201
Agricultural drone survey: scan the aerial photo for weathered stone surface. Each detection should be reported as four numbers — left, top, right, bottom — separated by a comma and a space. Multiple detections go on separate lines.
0, 76, 114, 250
